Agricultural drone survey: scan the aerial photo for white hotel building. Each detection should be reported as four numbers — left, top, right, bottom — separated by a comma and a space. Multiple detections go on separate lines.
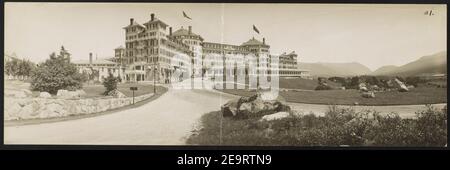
110, 13, 310, 83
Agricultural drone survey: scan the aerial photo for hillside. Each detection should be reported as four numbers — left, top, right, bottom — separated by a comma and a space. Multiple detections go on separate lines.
371, 65, 398, 75
371, 51, 447, 76
298, 62, 372, 77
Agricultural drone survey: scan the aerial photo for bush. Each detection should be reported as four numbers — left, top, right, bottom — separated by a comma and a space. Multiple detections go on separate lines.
315, 84, 332, 90
188, 105, 447, 146
328, 77, 347, 85
30, 47, 84, 94
5, 57, 36, 80
102, 73, 120, 95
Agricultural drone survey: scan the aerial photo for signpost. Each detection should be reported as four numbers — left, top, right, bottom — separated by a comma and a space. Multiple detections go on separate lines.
130, 86, 138, 104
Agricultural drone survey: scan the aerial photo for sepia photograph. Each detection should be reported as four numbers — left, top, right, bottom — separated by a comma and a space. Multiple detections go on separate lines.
3, 2, 447, 147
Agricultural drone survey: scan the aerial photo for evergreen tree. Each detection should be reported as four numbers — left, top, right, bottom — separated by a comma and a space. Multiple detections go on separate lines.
30, 48, 84, 94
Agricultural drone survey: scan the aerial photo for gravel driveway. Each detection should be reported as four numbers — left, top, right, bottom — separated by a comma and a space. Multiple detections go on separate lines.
4, 79, 236, 145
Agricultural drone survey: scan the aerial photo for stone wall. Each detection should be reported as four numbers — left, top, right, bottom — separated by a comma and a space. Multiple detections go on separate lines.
4, 93, 154, 120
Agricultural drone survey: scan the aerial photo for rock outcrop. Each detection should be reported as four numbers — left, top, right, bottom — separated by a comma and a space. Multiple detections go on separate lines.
359, 83, 368, 92
361, 91, 375, 98
107, 89, 127, 98
260, 112, 290, 121
39, 92, 52, 98
56, 89, 86, 99
221, 92, 291, 119
392, 78, 409, 92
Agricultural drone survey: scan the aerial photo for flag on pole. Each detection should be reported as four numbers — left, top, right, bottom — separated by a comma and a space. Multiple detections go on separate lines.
253, 25, 260, 34
183, 11, 192, 20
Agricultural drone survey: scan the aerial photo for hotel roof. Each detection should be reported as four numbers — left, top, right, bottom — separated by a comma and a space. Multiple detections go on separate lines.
172, 27, 203, 40
144, 18, 168, 27
123, 20, 145, 29
241, 37, 266, 46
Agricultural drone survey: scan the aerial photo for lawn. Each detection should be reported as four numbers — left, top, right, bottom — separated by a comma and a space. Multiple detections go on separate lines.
279, 77, 341, 90
82, 83, 167, 98
187, 105, 447, 146
5, 80, 166, 98
219, 87, 447, 106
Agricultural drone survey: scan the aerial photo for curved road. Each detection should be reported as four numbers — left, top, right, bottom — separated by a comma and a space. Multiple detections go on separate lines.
4, 78, 446, 145
4, 79, 237, 145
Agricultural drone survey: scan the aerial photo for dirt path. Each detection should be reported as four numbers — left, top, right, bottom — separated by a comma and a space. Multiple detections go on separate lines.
4, 79, 236, 145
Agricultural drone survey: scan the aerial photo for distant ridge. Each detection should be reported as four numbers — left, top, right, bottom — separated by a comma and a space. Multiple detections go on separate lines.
371, 51, 447, 76
298, 62, 372, 77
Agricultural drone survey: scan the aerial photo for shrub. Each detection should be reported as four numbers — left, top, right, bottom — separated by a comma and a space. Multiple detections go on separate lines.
188, 105, 447, 146
5, 57, 36, 80
30, 47, 84, 94
415, 105, 447, 146
315, 84, 332, 90
102, 73, 120, 95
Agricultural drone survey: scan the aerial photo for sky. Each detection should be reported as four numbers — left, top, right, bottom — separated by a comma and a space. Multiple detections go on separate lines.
4, 3, 447, 71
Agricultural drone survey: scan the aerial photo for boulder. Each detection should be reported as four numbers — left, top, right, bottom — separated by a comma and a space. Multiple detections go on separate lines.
40, 103, 66, 118
340, 87, 346, 90
359, 86, 368, 92
57, 89, 82, 99
221, 99, 239, 117
407, 85, 415, 89
39, 92, 52, 98
5, 103, 22, 119
17, 98, 32, 107
362, 91, 375, 98
359, 83, 366, 88
17, 104, 36, 119
223, 93, 291, 119
57, 89, 69, 98
107, 89, 127, 98
260, 112, 290, 121
371, 85, 380, 91
392, 78, 409, 92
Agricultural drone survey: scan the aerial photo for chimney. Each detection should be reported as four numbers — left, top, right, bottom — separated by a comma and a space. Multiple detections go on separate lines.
151, 13, 155, 21
89, 53, 93, 65
188, 26, 192, 35
130, 18, 134, 25
263, 38, 265, 44
169, 27, 172, 36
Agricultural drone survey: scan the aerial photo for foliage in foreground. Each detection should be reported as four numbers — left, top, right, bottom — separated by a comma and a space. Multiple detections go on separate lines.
30, 46, 85, 94
187, 105, 447, 146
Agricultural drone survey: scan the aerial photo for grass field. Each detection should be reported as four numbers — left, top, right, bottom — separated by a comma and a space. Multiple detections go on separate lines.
219, 87, 447, 105
279, 77, 341, 90
82, 83, 166, 98
5, 80, 165, 98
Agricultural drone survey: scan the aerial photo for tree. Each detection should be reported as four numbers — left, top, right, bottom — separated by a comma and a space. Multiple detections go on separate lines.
345, 76, 360, 89
102, 73, 120, 95
4, 58, 18, 77
4, 58, 35, 80
30, 48, 84, 94
17, 59, 35, 80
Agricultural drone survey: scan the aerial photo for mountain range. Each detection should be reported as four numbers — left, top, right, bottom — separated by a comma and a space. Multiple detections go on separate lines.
371, 51, 447, 76
299, 51, 447, 77
298, 62, 372, 77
